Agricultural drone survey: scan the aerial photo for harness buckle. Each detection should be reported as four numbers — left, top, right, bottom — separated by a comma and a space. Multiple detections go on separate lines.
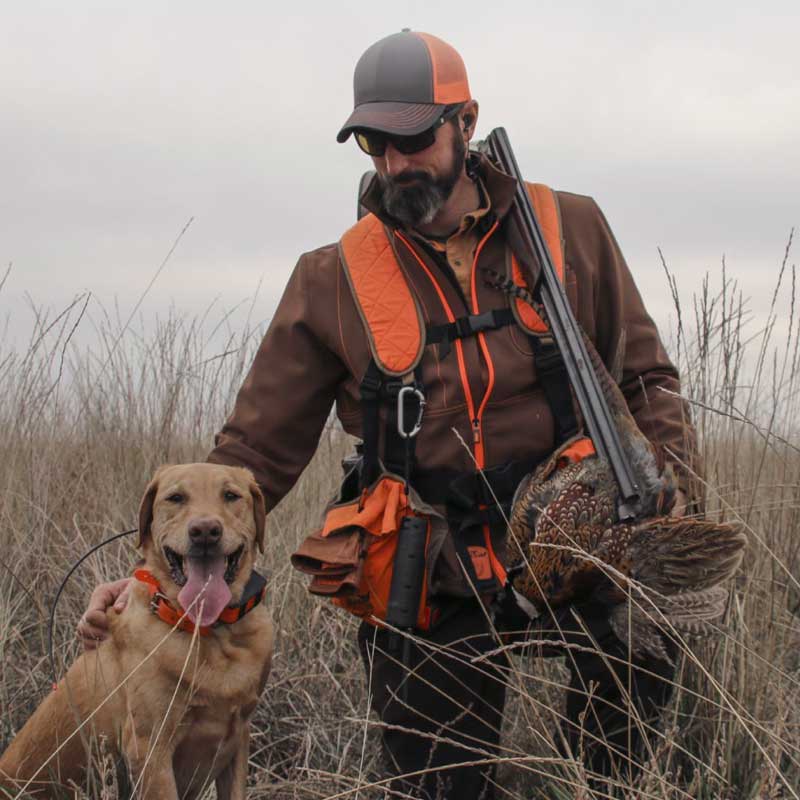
383, 378, 404, 398
397, 385, 426, 439
469, 310, 498, 334
359, 372, 382, 399
532, 336, 562, 373
455, 317, 473, 338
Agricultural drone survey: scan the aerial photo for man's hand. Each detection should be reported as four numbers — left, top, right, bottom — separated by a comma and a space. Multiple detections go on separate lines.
77, 578, 132, 651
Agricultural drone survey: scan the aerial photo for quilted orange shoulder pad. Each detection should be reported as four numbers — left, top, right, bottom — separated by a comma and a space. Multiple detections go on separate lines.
339, 184, 564, 367
511, 183, 565, 335
339, 214, 425, 376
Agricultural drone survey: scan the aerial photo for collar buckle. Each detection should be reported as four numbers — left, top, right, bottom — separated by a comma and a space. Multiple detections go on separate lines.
149, 590, 170, 615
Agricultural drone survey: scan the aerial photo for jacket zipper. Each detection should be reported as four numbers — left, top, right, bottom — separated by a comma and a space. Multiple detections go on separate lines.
467, 221, 500, 460
395, 227, 508, 585
394, 231, 482, 461
469, 222, 509, 585
395, 224, 499, 466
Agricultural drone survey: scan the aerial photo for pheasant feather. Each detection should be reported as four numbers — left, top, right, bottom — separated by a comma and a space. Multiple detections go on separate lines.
507, 330, 746, 662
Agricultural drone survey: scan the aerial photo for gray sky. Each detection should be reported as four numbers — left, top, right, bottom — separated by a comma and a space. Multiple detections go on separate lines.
2, 0, 798, 349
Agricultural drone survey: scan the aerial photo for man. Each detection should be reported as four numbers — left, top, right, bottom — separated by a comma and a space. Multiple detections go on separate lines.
80, 30, 694, 798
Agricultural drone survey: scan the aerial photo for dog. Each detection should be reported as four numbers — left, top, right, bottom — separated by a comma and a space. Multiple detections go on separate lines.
0, 463, 274, 799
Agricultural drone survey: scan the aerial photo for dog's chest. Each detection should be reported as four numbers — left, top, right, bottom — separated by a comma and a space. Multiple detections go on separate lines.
172, 702, 246, 787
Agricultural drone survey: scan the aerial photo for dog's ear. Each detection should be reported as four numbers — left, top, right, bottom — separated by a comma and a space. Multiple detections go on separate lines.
249, 480, 267, 554
137, 470, 162, 549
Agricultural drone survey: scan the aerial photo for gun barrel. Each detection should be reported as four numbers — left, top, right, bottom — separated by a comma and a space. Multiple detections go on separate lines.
486, 128, 641, 519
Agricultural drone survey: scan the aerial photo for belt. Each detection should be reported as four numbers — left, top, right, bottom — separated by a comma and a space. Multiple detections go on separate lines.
412, 457, 539, 518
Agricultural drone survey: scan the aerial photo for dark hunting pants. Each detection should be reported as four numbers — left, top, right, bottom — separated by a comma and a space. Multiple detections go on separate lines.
358, 600, 676, 800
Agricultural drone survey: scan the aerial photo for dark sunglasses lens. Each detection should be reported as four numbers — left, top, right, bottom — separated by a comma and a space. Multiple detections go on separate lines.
355, 126, 438, 157
355, 131, 386, 156
393, 129, 436, 155
354, 106, 461, 157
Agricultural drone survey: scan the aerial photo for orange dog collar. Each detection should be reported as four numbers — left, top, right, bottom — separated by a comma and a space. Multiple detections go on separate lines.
133, 568, 266, 636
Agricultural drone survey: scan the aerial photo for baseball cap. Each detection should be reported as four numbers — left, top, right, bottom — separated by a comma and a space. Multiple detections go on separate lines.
337, 30, 471, 144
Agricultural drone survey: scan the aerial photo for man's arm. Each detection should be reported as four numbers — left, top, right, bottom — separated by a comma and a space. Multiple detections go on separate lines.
207, 248, 348, 509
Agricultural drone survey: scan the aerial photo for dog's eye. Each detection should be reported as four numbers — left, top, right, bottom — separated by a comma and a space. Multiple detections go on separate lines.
224, 490, 241, 502
166, 493, 185, 504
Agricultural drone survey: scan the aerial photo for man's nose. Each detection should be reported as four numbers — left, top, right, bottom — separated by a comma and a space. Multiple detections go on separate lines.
382, 142, 412, 177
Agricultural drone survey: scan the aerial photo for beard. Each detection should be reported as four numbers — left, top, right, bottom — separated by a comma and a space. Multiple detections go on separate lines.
377, 132, 466, 228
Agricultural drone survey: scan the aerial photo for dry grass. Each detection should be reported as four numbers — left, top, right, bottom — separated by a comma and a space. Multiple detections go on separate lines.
1, 232, 799, 798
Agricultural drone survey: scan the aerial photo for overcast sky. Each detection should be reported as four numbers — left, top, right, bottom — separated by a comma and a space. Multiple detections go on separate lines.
2, 0, 798, 351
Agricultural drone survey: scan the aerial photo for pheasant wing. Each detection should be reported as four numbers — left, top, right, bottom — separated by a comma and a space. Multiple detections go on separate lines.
627, 517, 746, 595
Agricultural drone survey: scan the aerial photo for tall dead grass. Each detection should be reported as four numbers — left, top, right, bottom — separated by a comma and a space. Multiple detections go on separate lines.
1, 232, 799, 798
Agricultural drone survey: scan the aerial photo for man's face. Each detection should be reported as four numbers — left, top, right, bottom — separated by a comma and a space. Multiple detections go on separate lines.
371, 116, 466, 228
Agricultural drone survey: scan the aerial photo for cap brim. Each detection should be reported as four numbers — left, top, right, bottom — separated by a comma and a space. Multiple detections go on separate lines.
336, 102, 446, 143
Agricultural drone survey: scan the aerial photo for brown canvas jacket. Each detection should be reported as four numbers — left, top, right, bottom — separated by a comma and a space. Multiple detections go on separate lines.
208, 155, 696, 595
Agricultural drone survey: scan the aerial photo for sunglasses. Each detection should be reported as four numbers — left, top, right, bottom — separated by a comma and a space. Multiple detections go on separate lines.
354, 104, 463, 157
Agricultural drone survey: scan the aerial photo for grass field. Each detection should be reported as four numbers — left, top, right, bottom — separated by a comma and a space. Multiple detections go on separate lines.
1, 236, 799, 798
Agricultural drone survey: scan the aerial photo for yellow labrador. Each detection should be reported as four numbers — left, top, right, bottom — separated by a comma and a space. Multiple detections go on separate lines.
0, 463, 274, 799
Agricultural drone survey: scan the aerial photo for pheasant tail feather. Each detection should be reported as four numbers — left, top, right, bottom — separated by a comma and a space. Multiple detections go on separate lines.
628, 517, 746, 595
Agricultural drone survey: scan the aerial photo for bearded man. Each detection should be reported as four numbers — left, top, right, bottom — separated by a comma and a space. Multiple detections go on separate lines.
81, 30, 695, 799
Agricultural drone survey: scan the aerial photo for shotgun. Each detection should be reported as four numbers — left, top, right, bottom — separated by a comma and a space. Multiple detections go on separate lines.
484, 127, 642, 520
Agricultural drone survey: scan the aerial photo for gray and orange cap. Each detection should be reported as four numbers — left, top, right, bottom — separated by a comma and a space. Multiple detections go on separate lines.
337, 30, 471, 143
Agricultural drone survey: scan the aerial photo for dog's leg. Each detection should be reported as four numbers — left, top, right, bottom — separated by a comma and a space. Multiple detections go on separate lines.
214, 725, 249, 800
122, 717, 180, 800
0, 650, 121, 798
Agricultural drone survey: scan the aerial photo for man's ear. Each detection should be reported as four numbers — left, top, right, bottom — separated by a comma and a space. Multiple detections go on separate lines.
461, 99, 479, 141
137, 469, 163, 549
249, 481, 267, 554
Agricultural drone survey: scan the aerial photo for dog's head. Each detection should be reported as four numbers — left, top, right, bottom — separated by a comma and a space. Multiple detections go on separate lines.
137, 463, 266, 626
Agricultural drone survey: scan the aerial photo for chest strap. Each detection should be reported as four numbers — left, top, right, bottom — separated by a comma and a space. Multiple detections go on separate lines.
133, 568, 267, 636
359, 305, 579, 489
426, 308, 515, 360
427, 304, 579, 441
359, 308, 516, 489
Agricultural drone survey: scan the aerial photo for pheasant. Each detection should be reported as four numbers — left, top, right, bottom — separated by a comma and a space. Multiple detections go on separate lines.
507, 336, 746, 664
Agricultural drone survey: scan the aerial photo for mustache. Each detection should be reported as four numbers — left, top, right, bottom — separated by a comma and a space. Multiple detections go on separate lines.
382, 171, 434, 187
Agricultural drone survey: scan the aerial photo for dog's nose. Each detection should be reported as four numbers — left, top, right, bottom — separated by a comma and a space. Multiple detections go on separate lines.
188, 517, 223, 547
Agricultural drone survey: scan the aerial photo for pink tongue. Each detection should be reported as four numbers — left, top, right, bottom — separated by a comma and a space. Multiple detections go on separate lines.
178, 557, 232, 626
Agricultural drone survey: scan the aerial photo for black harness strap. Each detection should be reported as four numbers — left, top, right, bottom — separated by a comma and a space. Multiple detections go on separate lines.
427, 308, 515, 360
530, 333, 580, 441
359, 359, 384, 490
359, 359, 423, 490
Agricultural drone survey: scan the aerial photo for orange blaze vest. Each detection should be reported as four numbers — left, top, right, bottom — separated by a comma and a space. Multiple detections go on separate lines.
291, 181, 594, 629
338, 183, 565, 377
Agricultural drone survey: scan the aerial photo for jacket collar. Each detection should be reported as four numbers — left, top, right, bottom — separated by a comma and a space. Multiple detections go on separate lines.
360, 152, 517, 230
